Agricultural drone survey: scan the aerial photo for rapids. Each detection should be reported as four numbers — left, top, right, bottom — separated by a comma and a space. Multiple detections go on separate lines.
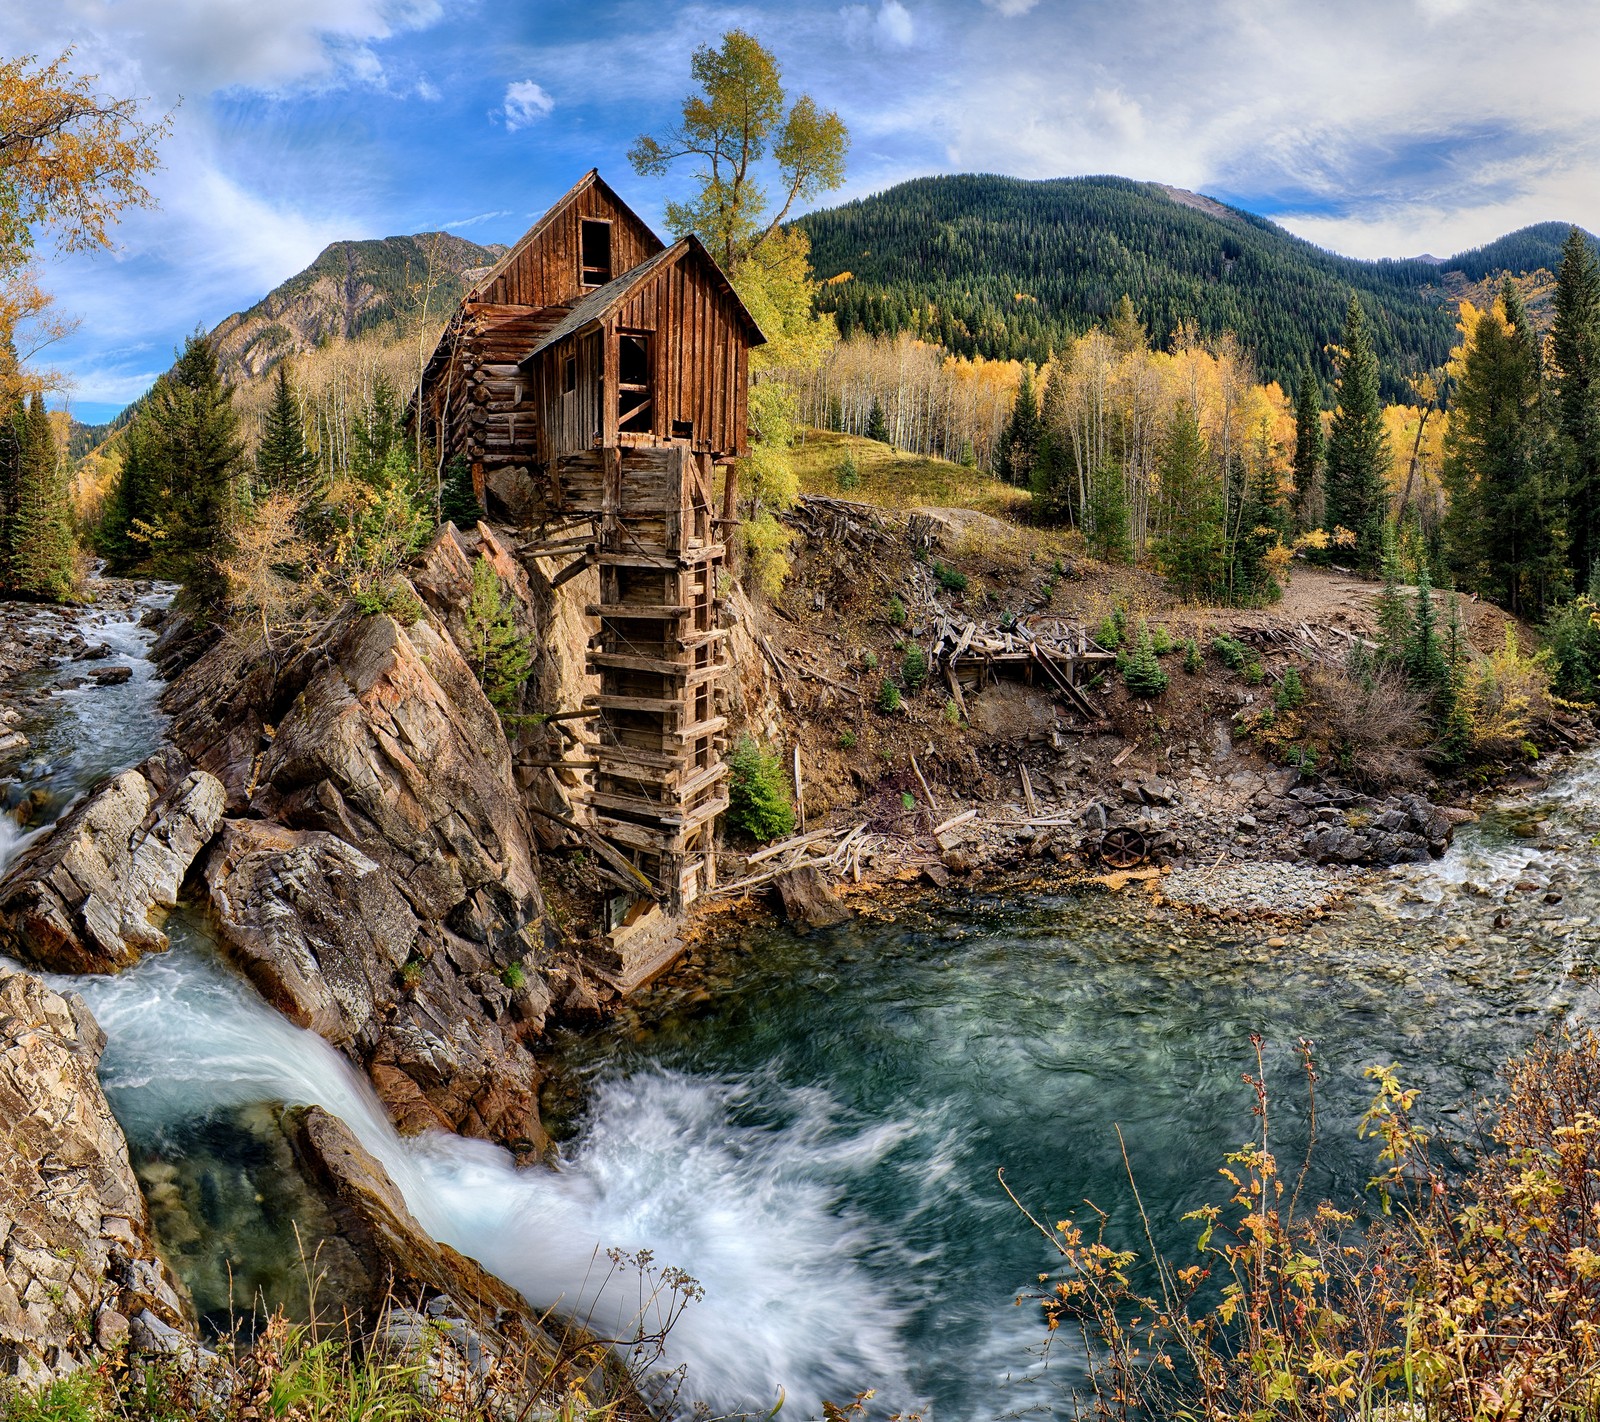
1, 584, 1595, 1417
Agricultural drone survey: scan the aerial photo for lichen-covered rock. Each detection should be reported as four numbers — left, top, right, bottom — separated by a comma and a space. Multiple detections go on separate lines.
0, 751, 225, 974
0, 969, 191, 1385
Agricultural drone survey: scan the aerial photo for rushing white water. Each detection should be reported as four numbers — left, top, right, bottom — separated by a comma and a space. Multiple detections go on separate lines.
72, 927, 914, 1415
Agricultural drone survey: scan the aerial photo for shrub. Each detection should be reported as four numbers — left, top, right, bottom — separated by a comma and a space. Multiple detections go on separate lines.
861, 649, 879, 671
1028, 1029, 1600, 1422
902, 645, 929, 691
835, 453, 860, 491
1120, 619, 1169, 698
500, 962, 527, 991
878, 678, 903, 712
353, 576, 424, 625
1210, 633, 1248, 670
725, 737, 796, 842
943, 699, 962, 726
462, 557, 534, 721
838, 729, 857, 749
740, 509, 793, 597
1299, 663, 1427, 786
1273, 665, 1305, 710
1544, 594, 1600, 700
933, 561, 969, 593
1459, 625, 1557, 760
1182, 636, 1202, 674
1096, 606, 1127, 650
1150, 623, 1174, 655
886, 595, 908, 627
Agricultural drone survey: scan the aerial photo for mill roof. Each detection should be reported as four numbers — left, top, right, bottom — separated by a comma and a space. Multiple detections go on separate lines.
520, 235, 766, 367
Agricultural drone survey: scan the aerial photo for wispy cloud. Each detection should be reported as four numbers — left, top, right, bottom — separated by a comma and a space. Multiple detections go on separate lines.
442, 209, 512, 230
502, 79, 555, 130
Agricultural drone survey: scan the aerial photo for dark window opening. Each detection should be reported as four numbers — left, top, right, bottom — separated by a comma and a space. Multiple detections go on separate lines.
581, 220, 612, 287
618, 333, 651, 433
672, 418, 694, 440
562, 353, 577, 394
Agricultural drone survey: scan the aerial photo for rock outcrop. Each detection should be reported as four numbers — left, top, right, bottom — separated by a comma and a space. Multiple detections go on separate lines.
0, 969, 191, 1385
161, 588, 559, 1154
0, 750, 225, 974
289, 1107, 622, 1410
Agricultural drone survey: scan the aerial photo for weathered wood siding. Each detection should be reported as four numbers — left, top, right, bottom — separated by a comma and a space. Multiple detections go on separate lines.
473, 181, 661, 310
528, 251, 754, 464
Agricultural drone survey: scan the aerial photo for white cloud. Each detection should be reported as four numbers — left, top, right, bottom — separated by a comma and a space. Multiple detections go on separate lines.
0, 0, 447, 98
877, 1, 916, 47
980, 0, 1041, 16
503, 79, 555, 130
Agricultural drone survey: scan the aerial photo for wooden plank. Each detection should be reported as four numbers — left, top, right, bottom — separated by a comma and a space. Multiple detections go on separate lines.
586, 603, 691, 619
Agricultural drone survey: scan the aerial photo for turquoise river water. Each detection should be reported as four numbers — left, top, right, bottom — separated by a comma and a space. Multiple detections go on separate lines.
2, 591, 1596, 1418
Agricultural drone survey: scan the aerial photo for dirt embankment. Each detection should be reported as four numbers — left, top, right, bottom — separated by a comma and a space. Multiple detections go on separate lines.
701, 497, 1572, 930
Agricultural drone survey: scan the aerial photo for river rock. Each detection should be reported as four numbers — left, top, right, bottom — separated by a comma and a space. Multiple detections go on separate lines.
0, 752, 226, 974
205, 817, 547, 1155
0, 969, 191, 1385
288, 1106, 618, 1410
772, 866, 851, 931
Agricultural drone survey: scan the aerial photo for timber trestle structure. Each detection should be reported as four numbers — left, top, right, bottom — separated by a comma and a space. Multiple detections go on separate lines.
414, 170, 761, 915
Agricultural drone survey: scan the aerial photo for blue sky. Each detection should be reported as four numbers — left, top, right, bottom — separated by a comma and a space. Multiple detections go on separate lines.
6, 0, 1600, 422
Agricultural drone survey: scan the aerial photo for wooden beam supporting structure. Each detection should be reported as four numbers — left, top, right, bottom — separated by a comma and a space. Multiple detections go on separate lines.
561, 442, 730, 911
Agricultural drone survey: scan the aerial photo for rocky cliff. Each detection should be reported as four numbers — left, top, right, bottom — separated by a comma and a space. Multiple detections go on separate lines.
0, 969, 189, 1386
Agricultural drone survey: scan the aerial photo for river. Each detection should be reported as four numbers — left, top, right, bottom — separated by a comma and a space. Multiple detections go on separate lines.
1, 587, 1594, 1419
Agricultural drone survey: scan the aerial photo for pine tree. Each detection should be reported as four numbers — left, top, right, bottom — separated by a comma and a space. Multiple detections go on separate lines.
1291, 357, 1324, 533
1552, 228, 1600, 587
997, 369, 1040, 486
1151, 399, 1223, 596
8, 395, 76, 601
462, 557, 533, 721
1443, 278, 1564, 616
1374, 523, 1410, 662
0, 373, 22, 588
1324, 293, 1391, 570
1435, 592, 1473, 765
866, 396, 890, 446
1404, 563, 1448, 697
153, 333, 244, 608
255, 362, 317, 493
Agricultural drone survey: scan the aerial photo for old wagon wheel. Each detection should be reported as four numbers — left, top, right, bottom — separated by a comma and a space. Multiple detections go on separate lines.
1097, 826, 1148, 870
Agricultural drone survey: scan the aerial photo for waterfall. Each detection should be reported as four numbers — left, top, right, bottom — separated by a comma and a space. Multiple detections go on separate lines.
75, 928, 915, 1414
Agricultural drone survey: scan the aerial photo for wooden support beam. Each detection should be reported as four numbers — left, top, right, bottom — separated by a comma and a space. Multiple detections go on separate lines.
585, 603, 691, 619
550, 553, 594, 590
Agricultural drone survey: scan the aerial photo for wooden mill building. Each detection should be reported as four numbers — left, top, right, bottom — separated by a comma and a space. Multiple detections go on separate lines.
414, 172, 763, 914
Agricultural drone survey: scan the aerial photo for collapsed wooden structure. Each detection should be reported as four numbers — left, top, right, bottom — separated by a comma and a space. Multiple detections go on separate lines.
415, 172, 763, 912
932, 615, 1117, 721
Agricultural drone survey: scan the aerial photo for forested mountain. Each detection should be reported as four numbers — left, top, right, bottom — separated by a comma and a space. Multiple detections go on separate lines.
796, 175, 1598, 396
206, 231, 506, 386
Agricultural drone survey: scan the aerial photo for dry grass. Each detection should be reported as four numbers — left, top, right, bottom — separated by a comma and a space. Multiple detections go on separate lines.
790, 428, 1031, 519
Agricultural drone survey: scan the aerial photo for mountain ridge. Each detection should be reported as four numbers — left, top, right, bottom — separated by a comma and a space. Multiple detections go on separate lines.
82, 177, 1599, 434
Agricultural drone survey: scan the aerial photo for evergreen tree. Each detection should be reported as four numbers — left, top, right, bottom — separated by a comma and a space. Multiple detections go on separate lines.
1151, 400, 1223, 596
0, 374, 22, 587
997, 369, 1040, 486
439, 455, 483, 528
1229, 443, 1285, 604
1291, 357, 1324, 532
1374, 523, 1411, 661
866, 396, 889, 445
255, 363, 317, 493
1086, 462, 1130, 562
1404, 563, 1448, 697
151, 332, 244, 609
1324, 293, 1391, 569
1551, 228, 1600, 586
352, 374, 403, 485
8, 395, 76, 601
1442, 278, 1564, 616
